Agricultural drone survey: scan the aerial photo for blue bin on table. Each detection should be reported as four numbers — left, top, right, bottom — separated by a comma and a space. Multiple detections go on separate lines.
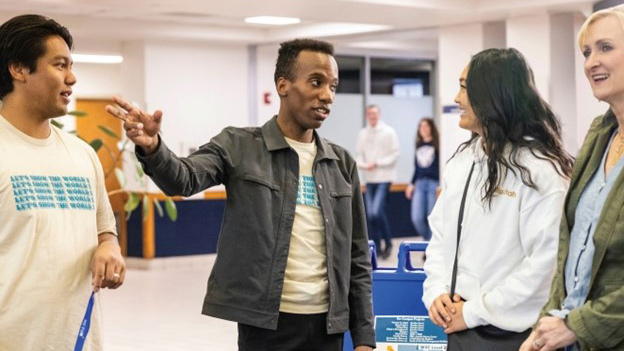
343, 241, 446, 350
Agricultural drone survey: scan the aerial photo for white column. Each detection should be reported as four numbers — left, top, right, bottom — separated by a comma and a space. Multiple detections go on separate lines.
507, 12, 609, 155
506, 14, 551, 101
255, 43, 281, 126
121, 41, 147, 109
120, 41, 150, 192
484, 21, 506, 49
550, 13, 580, 153
438, 24, 484, 169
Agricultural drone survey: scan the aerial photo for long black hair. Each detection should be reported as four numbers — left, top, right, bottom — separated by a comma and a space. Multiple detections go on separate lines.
416, 117, 439, 150
456, 48, 573, 206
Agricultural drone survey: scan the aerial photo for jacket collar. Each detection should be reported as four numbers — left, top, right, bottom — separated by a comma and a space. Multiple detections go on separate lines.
566, 109, 618, 221
261, 115, 339, 161
597, 108, 617, 130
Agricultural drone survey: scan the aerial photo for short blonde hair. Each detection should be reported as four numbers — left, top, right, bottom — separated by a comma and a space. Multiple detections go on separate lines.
577, 5, 624, 49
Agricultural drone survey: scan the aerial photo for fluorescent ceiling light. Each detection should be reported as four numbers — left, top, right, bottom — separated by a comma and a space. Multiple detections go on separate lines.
273, 22, 390, 37
72, 54, 123, 64
244, 16, 301, 25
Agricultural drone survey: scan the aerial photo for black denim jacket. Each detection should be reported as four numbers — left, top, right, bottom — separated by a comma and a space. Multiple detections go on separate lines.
137, 117, 375, 347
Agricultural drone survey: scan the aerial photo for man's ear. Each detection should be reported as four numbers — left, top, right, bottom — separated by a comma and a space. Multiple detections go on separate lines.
8, 62, 30, 83
276, 77, 290, 98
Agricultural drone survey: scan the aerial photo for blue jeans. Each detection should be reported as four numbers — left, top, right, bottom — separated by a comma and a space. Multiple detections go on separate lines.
365, 182, 392, 251
410, 178, 439, 240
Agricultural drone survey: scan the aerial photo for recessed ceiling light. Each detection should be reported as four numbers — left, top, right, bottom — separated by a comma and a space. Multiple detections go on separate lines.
244, 16, 301, 25
72, 54, 124, 64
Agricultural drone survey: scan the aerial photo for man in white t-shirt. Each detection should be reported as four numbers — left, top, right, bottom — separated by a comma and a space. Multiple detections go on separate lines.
0, 15, 125, 351
356, 105, 399, 258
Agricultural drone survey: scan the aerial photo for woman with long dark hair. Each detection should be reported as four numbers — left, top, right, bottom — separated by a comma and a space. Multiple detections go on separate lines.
422, 48, 573, 351
405, 118, 440, 240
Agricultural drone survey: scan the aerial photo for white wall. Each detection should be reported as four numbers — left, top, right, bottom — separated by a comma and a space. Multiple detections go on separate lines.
438, 24, 483, 170
140, 41, 249, 193
318, 93, 364, 157
256, 43, 281, 125
73, 63, 123, 99
506, 14, 551, 101
550, 13, 579, 153
143, 41, 249, 155
483, 21, 506, 49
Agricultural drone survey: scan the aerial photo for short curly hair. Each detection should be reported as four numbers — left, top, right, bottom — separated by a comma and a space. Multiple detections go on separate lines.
274, 38, 334, 83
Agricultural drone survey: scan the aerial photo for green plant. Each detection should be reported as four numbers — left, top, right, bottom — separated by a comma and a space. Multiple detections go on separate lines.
52, 111, 178, 221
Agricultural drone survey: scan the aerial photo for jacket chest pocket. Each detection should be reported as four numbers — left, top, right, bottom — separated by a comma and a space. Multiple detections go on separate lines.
602, 216, 624, 265
329, 187, 353, 215
330, 189, 352, 199
242, 173, 281, 192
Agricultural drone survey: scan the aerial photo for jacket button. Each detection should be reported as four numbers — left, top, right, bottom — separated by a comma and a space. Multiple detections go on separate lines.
318, 184, 323, 189
328, 322, 332, 328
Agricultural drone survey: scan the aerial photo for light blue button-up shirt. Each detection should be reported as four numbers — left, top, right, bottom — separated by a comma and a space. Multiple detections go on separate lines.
549, 130, 624, 351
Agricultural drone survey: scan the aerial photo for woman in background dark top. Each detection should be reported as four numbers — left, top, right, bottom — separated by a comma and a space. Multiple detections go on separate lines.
405, 118, 440, 240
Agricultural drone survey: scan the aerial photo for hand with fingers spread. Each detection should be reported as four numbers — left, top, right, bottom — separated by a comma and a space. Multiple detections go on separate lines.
91, 233, 125, 292
429, 292, 457, 329
106, 95, 163, 155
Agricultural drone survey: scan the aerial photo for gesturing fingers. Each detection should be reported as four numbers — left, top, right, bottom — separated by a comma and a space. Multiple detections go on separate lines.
105, 104, 128, 122
111, 95, 139, 115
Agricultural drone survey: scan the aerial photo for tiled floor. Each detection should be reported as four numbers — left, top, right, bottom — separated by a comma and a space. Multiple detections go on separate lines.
99, 237, 424, 350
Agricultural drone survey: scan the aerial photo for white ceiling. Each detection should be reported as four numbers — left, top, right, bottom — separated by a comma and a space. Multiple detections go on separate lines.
0, 0, 596, 57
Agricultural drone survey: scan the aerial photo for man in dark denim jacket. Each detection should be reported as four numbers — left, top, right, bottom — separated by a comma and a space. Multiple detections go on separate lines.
107, 39, 375, 350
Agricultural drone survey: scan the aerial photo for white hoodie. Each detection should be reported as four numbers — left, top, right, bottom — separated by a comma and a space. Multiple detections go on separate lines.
422, 138, 568, 332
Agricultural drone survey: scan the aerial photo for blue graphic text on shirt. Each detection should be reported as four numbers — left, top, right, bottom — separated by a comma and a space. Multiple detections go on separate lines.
297, 175, 320, 208
11, 175, 94, 211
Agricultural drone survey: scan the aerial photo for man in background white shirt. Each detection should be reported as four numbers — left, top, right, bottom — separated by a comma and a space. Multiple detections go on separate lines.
356, 105, 399, 258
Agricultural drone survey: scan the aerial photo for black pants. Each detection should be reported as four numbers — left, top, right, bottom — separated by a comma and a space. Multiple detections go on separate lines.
238, 312, 343, 351
447, 325, 531, 351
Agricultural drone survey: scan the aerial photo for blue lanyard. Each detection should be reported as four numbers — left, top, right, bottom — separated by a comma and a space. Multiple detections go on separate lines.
74, 291, 95, 351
